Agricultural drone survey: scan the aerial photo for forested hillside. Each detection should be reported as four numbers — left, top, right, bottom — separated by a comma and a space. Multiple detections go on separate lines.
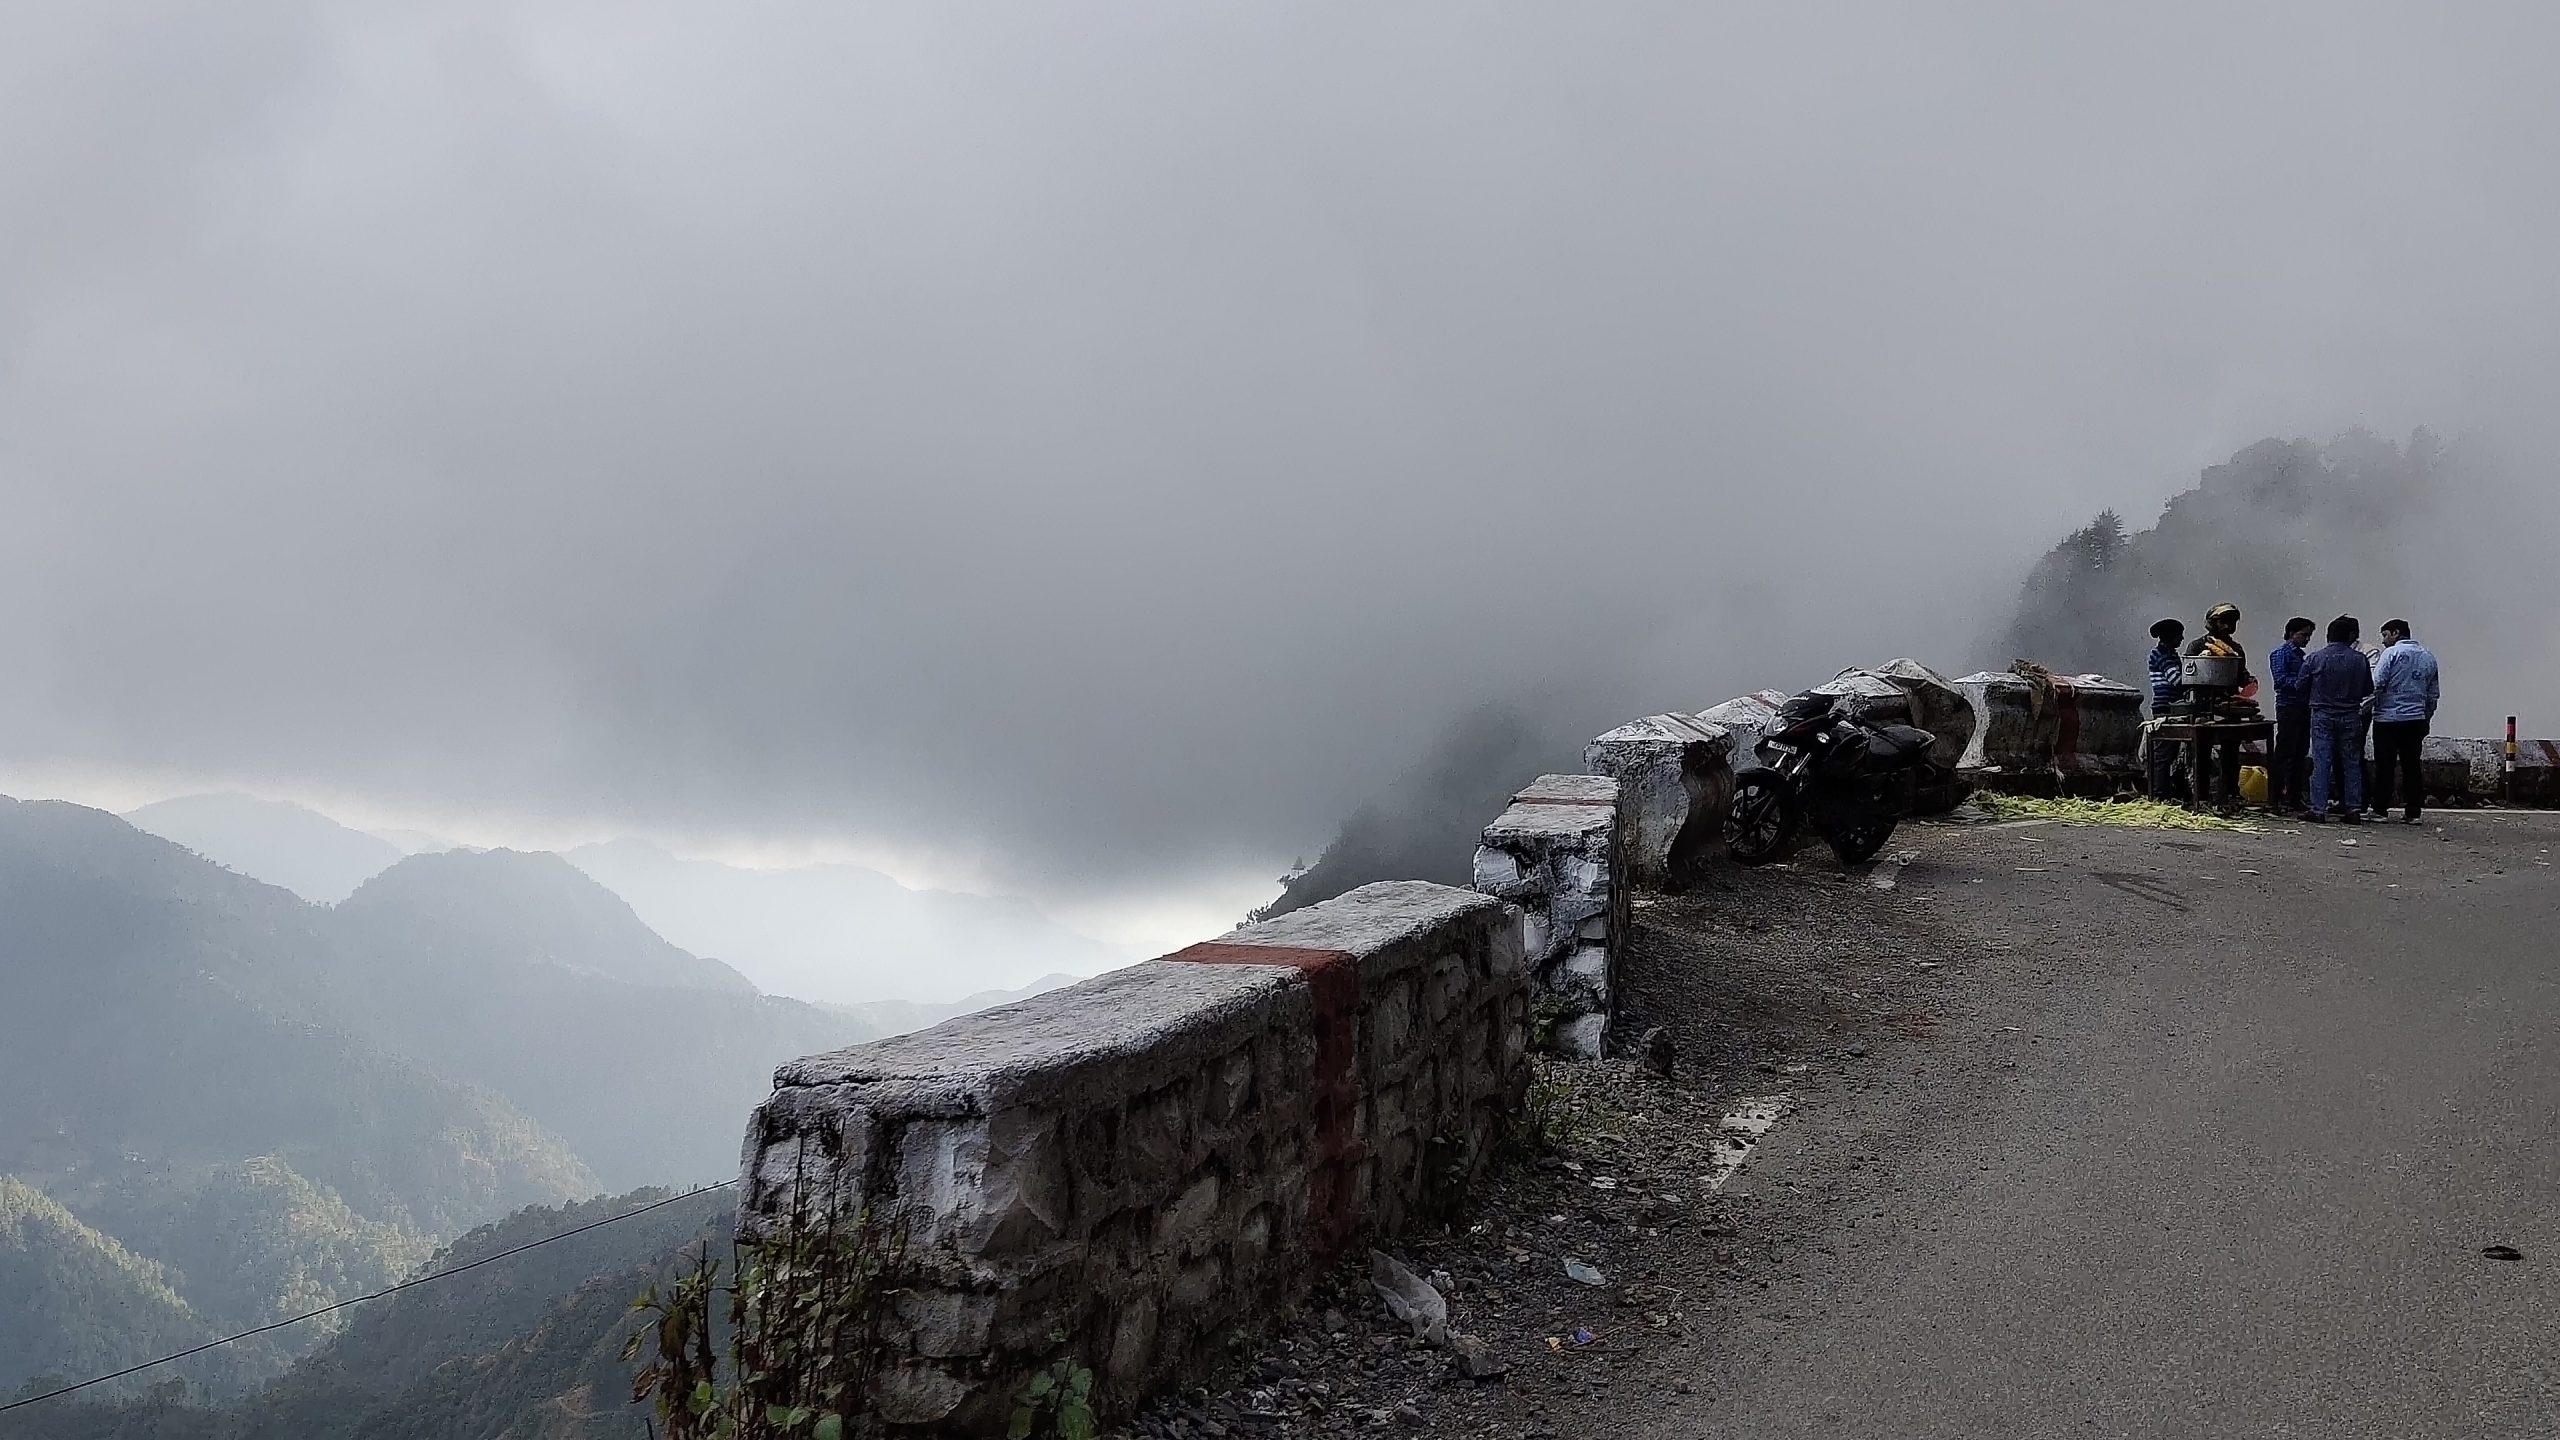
1997, 429, 2525, 734
3, 1188, 730, 1440
0, 1177, 270, 1402
0, 797, 599, 1398
0, 795, 857, 1417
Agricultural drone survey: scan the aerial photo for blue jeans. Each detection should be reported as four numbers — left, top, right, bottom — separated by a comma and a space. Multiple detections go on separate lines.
2309, 710, 2365, 813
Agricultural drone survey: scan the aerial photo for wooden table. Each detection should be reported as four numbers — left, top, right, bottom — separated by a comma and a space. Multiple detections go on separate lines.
2151, 718, 2275, 809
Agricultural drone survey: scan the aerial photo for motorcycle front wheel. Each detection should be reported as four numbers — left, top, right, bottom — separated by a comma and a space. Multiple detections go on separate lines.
1827, 816, 1899, 865
1726, 772, 1800, 866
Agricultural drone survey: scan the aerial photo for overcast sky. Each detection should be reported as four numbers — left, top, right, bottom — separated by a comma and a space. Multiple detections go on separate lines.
8, 3, 2559, 936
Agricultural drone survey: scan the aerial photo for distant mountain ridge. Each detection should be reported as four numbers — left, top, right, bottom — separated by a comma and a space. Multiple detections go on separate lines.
0, 797, 597, 1231
122, 793, 404, 904
0, 794, 866, 1396
820, 972, 1085, 1038
566, 837, 1128, 1005
343, 849, 756, 995
120, 793, 1129, 1006
0, 795, 598, 1394
326, 848, 864, 1188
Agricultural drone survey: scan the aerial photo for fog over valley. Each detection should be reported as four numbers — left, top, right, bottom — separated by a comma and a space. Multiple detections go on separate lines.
14, 4, 2560, 955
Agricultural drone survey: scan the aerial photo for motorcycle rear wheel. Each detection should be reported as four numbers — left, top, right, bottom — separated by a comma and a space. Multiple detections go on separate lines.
1726, 773, 1800, 866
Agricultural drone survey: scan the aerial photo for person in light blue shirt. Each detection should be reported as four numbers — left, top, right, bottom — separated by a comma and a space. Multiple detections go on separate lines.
2369, 618, 2441, 822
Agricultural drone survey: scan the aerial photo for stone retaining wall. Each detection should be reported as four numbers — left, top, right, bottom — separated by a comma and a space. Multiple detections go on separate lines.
2423, 734, 2560, 806
1470, 774, 1627, 1058
736, 881, 1526, 1434
1956, 669, 2144, 795
1583, 712, 1736, 886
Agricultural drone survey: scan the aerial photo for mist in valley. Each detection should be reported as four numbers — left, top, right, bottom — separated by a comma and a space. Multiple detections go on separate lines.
11, 4, 2560, 930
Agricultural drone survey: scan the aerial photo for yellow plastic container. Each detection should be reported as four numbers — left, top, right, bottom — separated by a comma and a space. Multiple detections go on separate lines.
2238, 764, 2269, 805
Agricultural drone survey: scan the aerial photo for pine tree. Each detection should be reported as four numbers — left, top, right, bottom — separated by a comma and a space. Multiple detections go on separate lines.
2072, 509, 2125, 572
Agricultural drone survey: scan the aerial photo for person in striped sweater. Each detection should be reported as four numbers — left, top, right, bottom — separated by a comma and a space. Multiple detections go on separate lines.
2145, 617, 2186, 800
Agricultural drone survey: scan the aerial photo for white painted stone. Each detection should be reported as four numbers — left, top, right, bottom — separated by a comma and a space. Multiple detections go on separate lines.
1695, 690, 1791, 737
1586, 717, 1734, 886
1473, 774, 1623, 1059
1513, 773, 1619, 804
1553, 1012, 1608, 1060
1956, 671, 2038, 775
1867, 658, 1976, 771
1485, 917, 1530, 979
1555, 945, 1610, 1007
1812, 670, 1911, 722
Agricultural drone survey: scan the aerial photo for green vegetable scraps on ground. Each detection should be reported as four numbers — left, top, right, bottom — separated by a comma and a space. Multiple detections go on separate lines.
1971, 793, 2260, 833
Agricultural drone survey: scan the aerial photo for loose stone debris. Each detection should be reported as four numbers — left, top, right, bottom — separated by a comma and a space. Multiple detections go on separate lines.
1111, 855, 1984, 1439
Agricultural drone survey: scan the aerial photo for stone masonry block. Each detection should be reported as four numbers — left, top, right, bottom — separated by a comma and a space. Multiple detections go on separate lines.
895, 1288, 1000, 1361
1475, 774, 1625, 1058
1582, 723, 1729, 886
1554, 1011, 1608, 1060
1204, 1046, 1255, 1123
1162, 1169, 1222, 1241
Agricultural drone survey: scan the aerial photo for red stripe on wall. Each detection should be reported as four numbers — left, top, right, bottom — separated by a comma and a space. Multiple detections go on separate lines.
2050, 675, 2082, 764
1162, 941, 1365, 1255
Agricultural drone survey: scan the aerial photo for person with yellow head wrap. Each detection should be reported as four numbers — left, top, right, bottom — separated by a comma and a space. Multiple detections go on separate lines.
2184, 603, 2256, 684
2181, 603, 2257, 807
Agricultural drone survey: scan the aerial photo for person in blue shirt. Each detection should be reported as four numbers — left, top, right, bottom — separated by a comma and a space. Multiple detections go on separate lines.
2144, 618, 2186, 799
2266, 617, 2315, 813
2301, 615, 2376, 822
2369, 617, 2442, 823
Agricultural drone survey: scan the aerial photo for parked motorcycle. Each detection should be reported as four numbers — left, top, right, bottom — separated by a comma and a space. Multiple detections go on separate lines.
1725, 690, 1940, 866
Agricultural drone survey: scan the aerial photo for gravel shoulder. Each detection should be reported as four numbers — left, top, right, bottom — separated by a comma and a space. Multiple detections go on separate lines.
1120, 808, 2560, 1439
1119, 820, 2042, 1438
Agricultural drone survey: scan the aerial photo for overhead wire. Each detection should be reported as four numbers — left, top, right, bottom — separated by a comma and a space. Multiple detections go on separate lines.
0, 1178, 738, 1416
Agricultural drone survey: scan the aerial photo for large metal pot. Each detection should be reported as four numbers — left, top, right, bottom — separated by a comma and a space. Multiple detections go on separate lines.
2182, 654, 2242, 688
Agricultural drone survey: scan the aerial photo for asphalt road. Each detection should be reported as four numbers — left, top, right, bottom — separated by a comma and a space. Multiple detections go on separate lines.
1681, 809, 2560, 1438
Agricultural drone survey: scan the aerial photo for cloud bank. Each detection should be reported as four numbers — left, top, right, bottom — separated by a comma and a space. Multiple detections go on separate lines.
9, 2, 2560, 896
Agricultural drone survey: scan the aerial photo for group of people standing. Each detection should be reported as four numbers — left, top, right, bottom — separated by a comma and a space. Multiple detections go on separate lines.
2145, 608, 2443, 822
